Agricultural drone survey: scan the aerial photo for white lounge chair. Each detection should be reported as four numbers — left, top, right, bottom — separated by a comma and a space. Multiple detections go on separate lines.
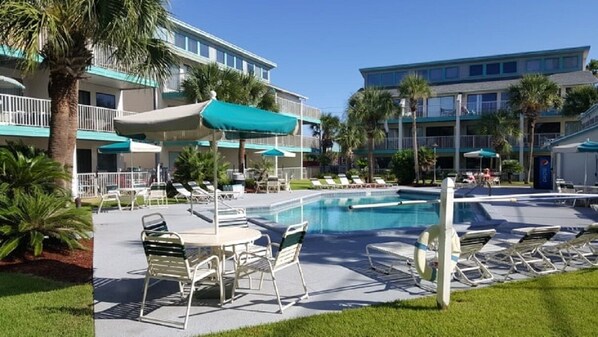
139, 230, 223, 329
351, 175, 372, 188
310, 178, 331, 189
542, 223, 598, 270
484, 226, 560, 281
323, 176, 343, 189
338, 174, 358, 188
202, 180, 237, 199
232, 222, 309, 313
373, 177, 396, 188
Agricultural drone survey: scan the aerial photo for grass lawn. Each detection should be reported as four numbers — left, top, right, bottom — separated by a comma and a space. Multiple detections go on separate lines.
204, 268, 598, 337
0, 272, 94, 337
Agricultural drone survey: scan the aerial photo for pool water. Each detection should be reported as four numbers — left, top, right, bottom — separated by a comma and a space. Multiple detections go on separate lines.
251, 194, 476, 234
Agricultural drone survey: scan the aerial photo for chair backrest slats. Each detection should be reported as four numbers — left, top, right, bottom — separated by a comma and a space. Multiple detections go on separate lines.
513, 228, 558, 252
142, 213, 169, 232
142, 230, 190, 279
274, 222, 307, 267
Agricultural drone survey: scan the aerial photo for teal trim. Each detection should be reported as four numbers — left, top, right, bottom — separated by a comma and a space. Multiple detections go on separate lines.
162, 91, 186, 100
0, 125, 127, 141
87, 66, 157, 87
415, 242, 428, 251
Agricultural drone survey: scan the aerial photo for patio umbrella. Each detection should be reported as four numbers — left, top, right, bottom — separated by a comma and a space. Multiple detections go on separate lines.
577, 139, 598, 186
0, 75, 25, 89
256, 147, 296, 176
98, 139, 162, 187
464, 149, 500, 174
114, 97, 298, 234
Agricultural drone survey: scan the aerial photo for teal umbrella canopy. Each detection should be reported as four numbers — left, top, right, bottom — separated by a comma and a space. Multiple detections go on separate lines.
97, 139, 162, 154
113, 99, 298, 141
464, 149, 500, 158
577, 140, 598, 153
256, 148, 296, 157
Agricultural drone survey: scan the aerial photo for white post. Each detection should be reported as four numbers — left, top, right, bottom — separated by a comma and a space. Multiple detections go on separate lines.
72, 146, 79, 200
436, 177, 455, 309
213, 131, 219, 235
519, 114, 525, 181
275, 136, 279, 177
399, 99, 405, 151
454, 94, 462, 174
300, 99, 304, 179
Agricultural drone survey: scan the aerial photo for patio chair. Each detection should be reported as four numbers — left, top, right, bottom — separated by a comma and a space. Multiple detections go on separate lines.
484, 226, 560, 281
145, 182, 167, 207
142, 213, 206, 258
97, 184, 121, 213
453, 229, 496, 286
338, 174, 358, 189
351, 175, 372, 188
310, 178, 331, 189
323, 176, 343, 189
542, 223, 598, 270
171, 182, 207, 203
139, 230, 223, 329
186, 181, 215, 202
266, 176, 281, 193
232, 221, 309, 313
373, 177, 396, 188
202, 181, 237, 199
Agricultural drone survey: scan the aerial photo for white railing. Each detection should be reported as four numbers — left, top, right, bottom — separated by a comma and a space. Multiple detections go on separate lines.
275, 97, 321, 121
0, 93, 137, 132
91, 46, 130, 73
78, 172, 153, 198
460, 135, 493, 149
227, 135, 319, 149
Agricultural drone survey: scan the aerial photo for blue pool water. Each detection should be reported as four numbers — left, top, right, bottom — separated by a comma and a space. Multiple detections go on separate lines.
251, 194, 476, 234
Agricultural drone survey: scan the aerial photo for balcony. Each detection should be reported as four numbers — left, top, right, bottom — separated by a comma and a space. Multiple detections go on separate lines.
222, 135, 319, 150
275, 97, 321, 121
0, 93, 136, 133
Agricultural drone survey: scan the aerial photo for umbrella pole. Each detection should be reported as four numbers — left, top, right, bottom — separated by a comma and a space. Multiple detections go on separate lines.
584, 153, 588, 187
213, 132, 219, 235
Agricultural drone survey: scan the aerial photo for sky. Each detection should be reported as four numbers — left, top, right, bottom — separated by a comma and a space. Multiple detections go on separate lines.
169, 0, 598, 118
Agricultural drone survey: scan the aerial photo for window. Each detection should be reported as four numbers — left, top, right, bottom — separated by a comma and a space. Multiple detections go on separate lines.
395, 71, 406, 84
502, 61, 517, 74
187, 37, 198, 54
469, 64, 483, 76
500, 91, 510, 109
466, 93, 497, 114
262, 69, 269, 80
429, 68, 443, 81
247, 63, 255, 75
200, 42, 209, 58
544, 57, 559, 71
416, 70, 428, 79
235, 56, 243, 70
216, 50, 225, 64
445, 66, 459, 79
78, 90, 91, 105
254, 65, 262, 78
174, 32, 186, 49
486, 63, 500, 75
226, 53, 235, 67
380, 72, 394, 86
563, 56, 578, 69
526, 59, 541, 72
427, 96, 455, 117
366, 73, 381, 87
96, 93, 116, 109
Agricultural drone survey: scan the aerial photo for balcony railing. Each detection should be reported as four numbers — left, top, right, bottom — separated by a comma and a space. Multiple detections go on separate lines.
223, 135, 319, 149
275, 97, 321, 121
0, 93, 136, 132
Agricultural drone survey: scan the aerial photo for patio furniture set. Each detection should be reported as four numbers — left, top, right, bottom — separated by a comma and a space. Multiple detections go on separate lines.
310, 174, 397, 189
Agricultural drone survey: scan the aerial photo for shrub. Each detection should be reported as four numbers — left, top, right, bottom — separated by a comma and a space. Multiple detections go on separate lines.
173, 147, 229, 184
390, 150, 415, 185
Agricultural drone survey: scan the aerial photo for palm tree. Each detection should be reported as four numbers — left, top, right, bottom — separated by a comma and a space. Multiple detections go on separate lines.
508, 74, 562, 183
0, 0, 178, 186
182, 63, 277, 173
347, 88, 395, 183
397, 74, 432, 184
311, 113, 341, 154
337, 121, 365, 171
477, 109, 521, 158
561, 85, 598, 116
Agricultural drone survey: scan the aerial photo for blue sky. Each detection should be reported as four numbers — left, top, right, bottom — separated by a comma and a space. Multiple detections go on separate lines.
170, 0, 598, 117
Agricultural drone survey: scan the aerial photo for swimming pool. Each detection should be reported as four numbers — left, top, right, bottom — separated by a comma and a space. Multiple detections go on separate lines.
250, 193, 477, 234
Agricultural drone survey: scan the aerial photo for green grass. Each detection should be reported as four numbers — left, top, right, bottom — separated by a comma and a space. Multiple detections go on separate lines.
290, 179, 313, 190
204, 269, 598, 337
0, 273, 94, 337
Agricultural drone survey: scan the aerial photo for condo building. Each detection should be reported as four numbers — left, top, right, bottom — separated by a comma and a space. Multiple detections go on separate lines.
0, 17, 321, 196
358, 46, 597, 177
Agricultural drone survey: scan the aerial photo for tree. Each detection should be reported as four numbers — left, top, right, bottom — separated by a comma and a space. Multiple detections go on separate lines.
477, 109, 521, 158
508, 74, 562, 184
561, 85, 598, 116
347, 88, 395, 183
311, 113, 340, 154
337, 121, 365, 171
586, 59, 598, 76
182, 62, 278, 172
418, 146, 435, 184
501, 159, 523, 184
397, 74, 432, 184
390, 149, 415, 185
0, 0, 178, 187
173, 147, 229, 184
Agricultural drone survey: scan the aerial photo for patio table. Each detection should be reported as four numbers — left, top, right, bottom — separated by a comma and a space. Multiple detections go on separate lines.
118, 187, 147, 210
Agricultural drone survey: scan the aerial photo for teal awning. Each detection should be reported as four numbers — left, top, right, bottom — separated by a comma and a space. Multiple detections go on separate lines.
114, 99, 298, 141
97, 139, 162, 154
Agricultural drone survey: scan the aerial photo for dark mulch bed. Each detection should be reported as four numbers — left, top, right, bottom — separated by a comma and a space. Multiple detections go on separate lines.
0, 239, 93, 284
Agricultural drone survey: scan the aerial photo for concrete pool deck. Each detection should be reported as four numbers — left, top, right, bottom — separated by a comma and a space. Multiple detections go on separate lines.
93, 185, 598, 337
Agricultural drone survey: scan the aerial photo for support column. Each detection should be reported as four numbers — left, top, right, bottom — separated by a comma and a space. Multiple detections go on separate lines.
300, 99, 304, 179
399, 99, 405, 151
454, 94, 462, 173
519, 114, 525, 181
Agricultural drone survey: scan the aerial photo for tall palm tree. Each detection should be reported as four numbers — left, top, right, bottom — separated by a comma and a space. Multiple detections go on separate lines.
337, 121, 365, 171
182, 63, 278, 173
0, 0, 178, 186
508, 74, 562, 183
311, 113, 340, 154
397, 74, 432, 184
347, 88, 395, 183
477, 109, 521, 158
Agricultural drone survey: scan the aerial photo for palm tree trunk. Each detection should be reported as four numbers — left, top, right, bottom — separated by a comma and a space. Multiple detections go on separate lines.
238, 139, 246, 173
527, 120, 536, 184
412, 116, 420, 184
368, 136, 374, 183
48, 72, 79, 189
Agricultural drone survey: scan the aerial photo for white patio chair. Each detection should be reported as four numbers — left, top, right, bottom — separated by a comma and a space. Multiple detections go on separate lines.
139, 230, 223, 329
310, 178, 331, 189
172, 182, 207, 203
97, 184, 121, 213
323, 176, 343, 189
542, 223, 598, 270
338, 174, 358, 188
232, 222, 309, 313
145, 182, 167, 207
351, 175, 372, 188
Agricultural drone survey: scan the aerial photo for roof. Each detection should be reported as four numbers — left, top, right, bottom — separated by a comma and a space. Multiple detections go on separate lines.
360, 46, 591, 74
